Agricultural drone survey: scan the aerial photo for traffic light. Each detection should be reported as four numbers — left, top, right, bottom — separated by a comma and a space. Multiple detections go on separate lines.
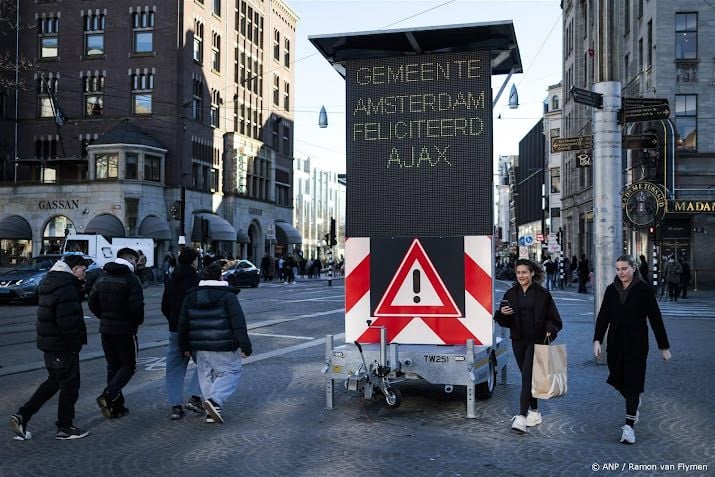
170, 200, 183, 221
648, 226, 657, 241
329, 217, 337, 247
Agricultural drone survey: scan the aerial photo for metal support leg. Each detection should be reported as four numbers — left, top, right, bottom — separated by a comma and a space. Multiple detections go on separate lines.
467, 384, 477, 418
325, 335, 334, 410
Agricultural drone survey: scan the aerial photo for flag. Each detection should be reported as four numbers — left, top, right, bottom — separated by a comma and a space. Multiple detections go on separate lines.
46, 81, 66, 128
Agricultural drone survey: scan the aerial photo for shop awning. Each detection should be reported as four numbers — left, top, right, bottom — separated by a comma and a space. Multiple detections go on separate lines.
0, 215, 32, 240
236, 229, 250, 243
275, 221, 302, 244
138, 215, 171, 240
191, 213, 236, 242
84, 214, 125, 237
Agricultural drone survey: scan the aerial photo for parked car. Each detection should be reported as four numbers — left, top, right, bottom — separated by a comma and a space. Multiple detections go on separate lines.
221, 259, 260, 288
0, 254, 96, 303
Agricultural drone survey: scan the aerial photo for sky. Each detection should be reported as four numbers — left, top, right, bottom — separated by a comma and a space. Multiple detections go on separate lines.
290, 0, 564, 173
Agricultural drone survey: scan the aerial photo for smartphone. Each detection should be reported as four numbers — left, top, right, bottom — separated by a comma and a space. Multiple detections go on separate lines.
500, 299, 510, 308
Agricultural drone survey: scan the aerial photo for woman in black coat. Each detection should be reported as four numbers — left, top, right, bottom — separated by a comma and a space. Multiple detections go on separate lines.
494, 259, 563, 434
593, 254, 671, 445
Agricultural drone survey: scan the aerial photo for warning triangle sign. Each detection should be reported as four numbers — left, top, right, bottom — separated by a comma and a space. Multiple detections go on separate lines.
374, 239, 461, 317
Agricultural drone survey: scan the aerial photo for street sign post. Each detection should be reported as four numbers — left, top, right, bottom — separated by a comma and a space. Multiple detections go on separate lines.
570, 86, 603, 109
622, 97, 670, 123
551, 136, 593, 153
623, 134, 659, 149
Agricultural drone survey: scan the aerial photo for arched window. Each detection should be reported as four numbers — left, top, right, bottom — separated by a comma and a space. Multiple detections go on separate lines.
552, 95, 560, 110
42, 215, 75, 254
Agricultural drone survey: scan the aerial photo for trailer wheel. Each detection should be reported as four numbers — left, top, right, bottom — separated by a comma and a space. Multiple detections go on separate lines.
476, 354, 497, 399
384, 387, 402, 409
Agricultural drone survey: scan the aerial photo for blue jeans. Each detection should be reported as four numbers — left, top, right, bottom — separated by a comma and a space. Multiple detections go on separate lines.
166, 332, 201, 406
196, 350, 242, 407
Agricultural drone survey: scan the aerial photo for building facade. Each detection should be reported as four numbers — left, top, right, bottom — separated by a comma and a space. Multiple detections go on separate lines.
561, 0, 715, 288
0, 0, 300, 267
293, 155, 344, 263
544, 82, 562, 245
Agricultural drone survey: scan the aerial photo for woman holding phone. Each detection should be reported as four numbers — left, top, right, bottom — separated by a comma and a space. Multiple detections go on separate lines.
494, 259, 563, 433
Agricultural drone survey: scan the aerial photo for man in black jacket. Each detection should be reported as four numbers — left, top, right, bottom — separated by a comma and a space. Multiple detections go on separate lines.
178, 263, 252, 424
10, 255, 90, 440
161, 247, 202, 419
89, 247, 144, 419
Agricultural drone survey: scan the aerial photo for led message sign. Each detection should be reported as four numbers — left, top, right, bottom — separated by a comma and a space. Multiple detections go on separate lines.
345, 51, 493, 237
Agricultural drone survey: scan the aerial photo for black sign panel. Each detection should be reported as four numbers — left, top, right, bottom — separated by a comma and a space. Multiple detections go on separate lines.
551, 136, 593, 153
575, 152, 592, 167
623, 134, 659, 149
345, 51, 493, 237
622, 97, 670, 122
570, 86, 603, 108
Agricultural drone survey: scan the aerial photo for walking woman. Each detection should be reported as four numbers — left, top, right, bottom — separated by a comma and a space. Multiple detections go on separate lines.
494, 259, 563, 433
593, 254, 671, 444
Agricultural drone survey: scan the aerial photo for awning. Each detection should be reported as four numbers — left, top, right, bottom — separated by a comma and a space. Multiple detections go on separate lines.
236, 229, 250, 243
138, 215, 171, 240
84, 214, 125, 237
0, 215, 32, 240
275, 221, 302, 244
191, 213, 236, 242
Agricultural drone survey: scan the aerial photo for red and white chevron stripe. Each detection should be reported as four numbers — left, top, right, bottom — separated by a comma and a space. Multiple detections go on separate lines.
344, 236, 494, 345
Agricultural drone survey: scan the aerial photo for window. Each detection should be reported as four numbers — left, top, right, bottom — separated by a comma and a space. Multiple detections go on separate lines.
550, 128, 560, 140
550, 167, 561, 193
126, 153, 138, 179
282, 124, 291, 156
675, 95, 697, 152
210, 89, 220, 128
35, 137, 58, 159
273, 75, 279, 106
551, 96, 559, 110
83, 13, 106, 56
213, 0, 221, 16
37, 76, 58, 118
246, 5, 253, 42
638, 0, 643, 18
647, 21, 652, 68
202, 165, 210, 190
210, 168, 219, 192
145, 155, 161, 182
96, 154, 118, 179
284, 39, 290, 68
38, 16, 59, 59
192, 78, 203, 122
624, 53, 630, 80
239, 2, 246, 35
193, 21, 204, 63
283, 81, 289, 111
212, 32, 221, 72
131, 71, 154, 115
273, 29, 280, 61
638, 38, 643, 72
132, 11, 155, 54
675, 13, 697, 60
83, 74, 104, 117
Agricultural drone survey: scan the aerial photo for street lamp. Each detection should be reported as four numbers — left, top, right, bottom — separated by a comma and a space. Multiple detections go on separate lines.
318, 105, 328, 128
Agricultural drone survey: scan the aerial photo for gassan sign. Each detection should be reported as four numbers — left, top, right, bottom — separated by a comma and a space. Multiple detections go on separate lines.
345, 51, 493, 237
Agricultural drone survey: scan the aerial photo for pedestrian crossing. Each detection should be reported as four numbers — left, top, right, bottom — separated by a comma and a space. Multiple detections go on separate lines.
657, 299, 715, 320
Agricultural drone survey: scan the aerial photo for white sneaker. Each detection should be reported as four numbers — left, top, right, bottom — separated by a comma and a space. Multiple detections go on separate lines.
525, 409, 542, 427
511, 415, 527, 433
620, 425, 636, 444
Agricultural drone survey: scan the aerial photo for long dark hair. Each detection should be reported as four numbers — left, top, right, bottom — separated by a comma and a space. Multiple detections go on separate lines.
515, 259, 545, 284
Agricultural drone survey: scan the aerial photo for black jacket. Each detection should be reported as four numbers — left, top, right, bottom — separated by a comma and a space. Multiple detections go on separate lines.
178, 282, 252, 356
594, 277, 669, 394
161, 264, 200, 332
494, 283, 563, 342
36, 263, 87, 352
88, 261, 145, 335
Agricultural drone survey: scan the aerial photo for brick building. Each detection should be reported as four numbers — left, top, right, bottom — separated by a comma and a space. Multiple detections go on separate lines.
0, 0, 300, 266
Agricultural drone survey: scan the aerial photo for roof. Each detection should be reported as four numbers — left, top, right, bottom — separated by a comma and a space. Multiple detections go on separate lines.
92, 122, 166, 150
308, 21, 522, 78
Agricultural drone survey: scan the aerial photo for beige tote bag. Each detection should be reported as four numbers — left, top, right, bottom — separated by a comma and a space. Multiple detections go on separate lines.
531, 343, 568, 399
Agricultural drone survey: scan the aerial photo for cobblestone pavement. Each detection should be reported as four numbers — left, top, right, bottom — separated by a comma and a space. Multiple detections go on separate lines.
0, 286, 713, 477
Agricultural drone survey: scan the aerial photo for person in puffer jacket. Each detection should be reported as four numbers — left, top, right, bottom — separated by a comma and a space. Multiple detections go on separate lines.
178, 262, 252, 424
10, 255, 90, 440
88, 247, 144, 419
